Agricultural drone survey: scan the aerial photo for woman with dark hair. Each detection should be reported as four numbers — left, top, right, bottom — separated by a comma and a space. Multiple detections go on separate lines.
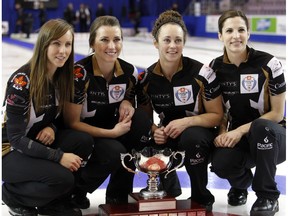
137, 10, 223, 212
2, 19, 94, 216
63, 15, 152, 208
210, 10, 286, 216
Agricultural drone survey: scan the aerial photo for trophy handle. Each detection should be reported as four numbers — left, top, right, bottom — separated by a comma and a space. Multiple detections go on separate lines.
164, 151, 185, 178
120, 153, 138, 174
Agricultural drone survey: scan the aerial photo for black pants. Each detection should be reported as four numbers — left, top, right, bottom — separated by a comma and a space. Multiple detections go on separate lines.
178, 126, 216, 204
211, 119, 286, 200
75, 108, 152, 201
2, 129, 94, 208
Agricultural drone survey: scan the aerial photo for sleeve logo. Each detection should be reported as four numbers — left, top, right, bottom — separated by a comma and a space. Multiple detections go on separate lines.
11, 73, 30, 90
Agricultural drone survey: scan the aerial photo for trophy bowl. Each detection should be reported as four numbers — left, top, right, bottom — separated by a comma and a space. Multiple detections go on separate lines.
121, 147, 185, 199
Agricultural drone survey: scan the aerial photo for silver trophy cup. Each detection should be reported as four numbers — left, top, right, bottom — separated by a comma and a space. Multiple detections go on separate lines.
121, 147, 185, 199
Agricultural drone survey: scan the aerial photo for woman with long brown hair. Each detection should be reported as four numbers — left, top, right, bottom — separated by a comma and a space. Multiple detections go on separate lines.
2, 19, 94, 216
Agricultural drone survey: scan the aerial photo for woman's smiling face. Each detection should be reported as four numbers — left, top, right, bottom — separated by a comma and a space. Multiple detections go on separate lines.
154, 23, 184, 63
47, 30, 73, 73
92, 25, 123, 64
218, 16, 250, 55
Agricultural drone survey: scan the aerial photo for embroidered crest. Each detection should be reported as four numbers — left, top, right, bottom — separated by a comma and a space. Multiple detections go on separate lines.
74, 65, 86, 81
11, 73, 29, 90
174, 85, 193, 106
240, 74, 258, 94
138, 71, 145, 81
109, 84, 126, 103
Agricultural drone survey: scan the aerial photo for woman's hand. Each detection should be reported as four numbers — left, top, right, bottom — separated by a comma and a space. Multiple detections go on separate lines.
112, 115, 132, 137
118, 100, 135, 122
60, 153, 83, 172
164, 118, 188, 139
153, 126, 168, 144
36, 126, 55, 145
214, 129, 242, 148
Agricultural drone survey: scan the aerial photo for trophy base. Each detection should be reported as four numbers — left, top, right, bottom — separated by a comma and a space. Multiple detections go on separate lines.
129, 192, 176, 211
98, 198, 242, 215
99, 193, 239, 216
140, 188, 167, 199
99, 199, 206, 216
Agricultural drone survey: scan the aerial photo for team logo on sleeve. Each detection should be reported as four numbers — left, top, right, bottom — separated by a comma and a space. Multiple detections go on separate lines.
240, 74, 258, 94
138, 71, 145, 81
109, 84, 126, 103
74, 65, 86, 81
11, 73, 29, 90
137, 71, 147, 84
268, 57, 284, 78
173, 85, 193, 106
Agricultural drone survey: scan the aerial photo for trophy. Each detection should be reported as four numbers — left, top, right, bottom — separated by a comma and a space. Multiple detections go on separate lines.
99, 148, 205, 215
121, 147, 185, 199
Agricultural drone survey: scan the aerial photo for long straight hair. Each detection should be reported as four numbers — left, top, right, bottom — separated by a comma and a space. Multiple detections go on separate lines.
29, 19, 74, 113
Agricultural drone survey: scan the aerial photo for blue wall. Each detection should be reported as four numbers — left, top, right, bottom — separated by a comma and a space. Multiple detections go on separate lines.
3, 0, 132, 33
139, 15, 285, 44
3, 0, 285, 44
2, 0, 191, 34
